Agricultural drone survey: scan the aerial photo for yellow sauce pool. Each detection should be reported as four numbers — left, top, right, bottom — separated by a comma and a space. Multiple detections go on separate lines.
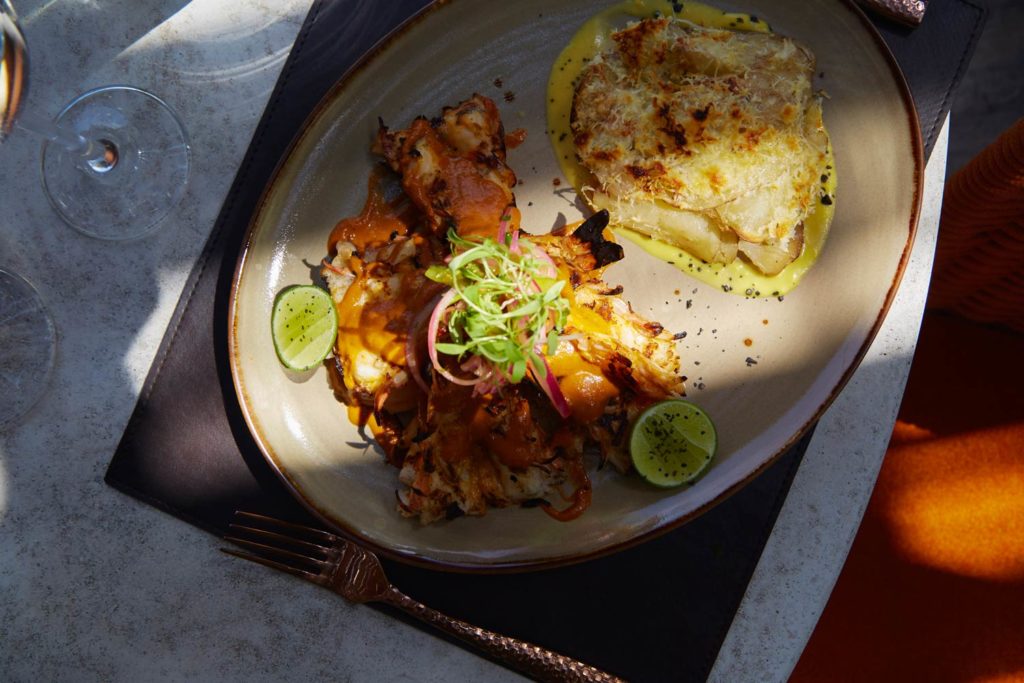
546, 0, 836, 297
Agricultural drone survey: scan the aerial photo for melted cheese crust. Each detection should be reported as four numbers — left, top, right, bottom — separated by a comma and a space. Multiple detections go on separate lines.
571, 18, 830, 275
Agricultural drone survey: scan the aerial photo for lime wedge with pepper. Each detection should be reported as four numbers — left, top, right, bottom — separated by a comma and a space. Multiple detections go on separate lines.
630, 400, 717, 487
271, 285, 337, 372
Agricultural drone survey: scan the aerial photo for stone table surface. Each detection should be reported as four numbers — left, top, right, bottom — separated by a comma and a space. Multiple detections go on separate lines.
0, 1, 946, 681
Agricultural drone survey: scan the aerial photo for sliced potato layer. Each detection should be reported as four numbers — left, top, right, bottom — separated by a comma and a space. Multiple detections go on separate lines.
572, 18, 830, 274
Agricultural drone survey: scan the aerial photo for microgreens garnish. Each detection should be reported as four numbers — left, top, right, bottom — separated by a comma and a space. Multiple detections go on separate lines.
424, 223, 572, 416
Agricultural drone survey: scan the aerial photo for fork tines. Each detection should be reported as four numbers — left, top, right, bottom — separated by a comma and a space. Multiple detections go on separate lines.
222, 511, 338, 582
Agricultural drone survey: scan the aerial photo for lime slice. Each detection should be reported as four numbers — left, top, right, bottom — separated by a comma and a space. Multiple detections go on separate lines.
630, 400, 718, 487
271, 285, 338, 371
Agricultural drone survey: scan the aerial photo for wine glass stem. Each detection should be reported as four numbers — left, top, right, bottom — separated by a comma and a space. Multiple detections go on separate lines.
13, 107, 113, 169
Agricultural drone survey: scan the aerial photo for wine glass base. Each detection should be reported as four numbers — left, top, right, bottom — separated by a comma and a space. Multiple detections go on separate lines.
41, 85, 191, 241
0, 269, 57, 429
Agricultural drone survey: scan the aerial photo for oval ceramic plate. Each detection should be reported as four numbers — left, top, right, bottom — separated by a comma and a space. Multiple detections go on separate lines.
230, 0, 922, 571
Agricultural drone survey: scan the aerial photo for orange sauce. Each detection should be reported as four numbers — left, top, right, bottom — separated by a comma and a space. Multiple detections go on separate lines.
328, 169, 447, 403
425, 382, 477, 462
505, 128, 527, 149
444, 392, 594, 522
390, 118, 520, 241
335, 261, 445, 386
541, 456, 592, 522
346, 404, 367, 429
566, 299, 613, 337
471, 399, 544, 470
420, 382, 550, 469
336, 264, 409, 368
445, 156, 519, 239
328, 166, 417, 253
547, 353, 620, 423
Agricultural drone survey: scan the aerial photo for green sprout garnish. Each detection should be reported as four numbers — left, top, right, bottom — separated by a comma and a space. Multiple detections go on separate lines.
426, 229, 569, 384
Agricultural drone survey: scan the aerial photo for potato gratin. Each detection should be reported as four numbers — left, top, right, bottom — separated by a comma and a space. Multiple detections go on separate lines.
572, 17, 830, 276
323, 95, 686, 523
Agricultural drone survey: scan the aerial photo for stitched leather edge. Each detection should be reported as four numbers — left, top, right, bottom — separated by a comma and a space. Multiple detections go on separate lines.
924, 0, 986, 154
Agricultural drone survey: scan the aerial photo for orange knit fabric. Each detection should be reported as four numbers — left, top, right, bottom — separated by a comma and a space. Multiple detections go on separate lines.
792, 313, 1024, 682
929, 119, 1024, 332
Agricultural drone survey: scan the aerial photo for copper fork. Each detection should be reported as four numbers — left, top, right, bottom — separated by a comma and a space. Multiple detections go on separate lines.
223, 511, 623, 683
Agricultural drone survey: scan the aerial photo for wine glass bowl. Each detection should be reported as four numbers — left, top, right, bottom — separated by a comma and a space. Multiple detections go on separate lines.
41, 85, 191, 241
0, 269, 57, 429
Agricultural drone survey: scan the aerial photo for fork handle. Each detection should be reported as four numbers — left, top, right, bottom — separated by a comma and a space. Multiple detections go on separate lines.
383, 587, 624, 683
855, 0, 927, 25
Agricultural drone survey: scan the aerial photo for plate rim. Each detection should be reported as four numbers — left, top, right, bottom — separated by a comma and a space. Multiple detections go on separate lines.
227, 0, 924, 573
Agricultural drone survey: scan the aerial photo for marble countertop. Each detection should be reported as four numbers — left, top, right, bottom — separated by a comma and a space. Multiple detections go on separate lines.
0, 1, 946, 680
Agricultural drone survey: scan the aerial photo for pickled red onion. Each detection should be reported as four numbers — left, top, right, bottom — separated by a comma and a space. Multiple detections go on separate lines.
426, 289, 487, 387
533, 354, 571, 419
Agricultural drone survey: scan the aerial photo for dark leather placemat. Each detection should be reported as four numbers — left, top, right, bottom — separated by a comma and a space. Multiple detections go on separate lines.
106, 1, 984, 680
872, 0, 987, 158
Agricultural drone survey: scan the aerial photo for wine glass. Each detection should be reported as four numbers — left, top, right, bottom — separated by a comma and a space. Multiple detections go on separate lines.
1, 1, 54, 428
1, 0, 189, 426
4, 1, 191, 240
